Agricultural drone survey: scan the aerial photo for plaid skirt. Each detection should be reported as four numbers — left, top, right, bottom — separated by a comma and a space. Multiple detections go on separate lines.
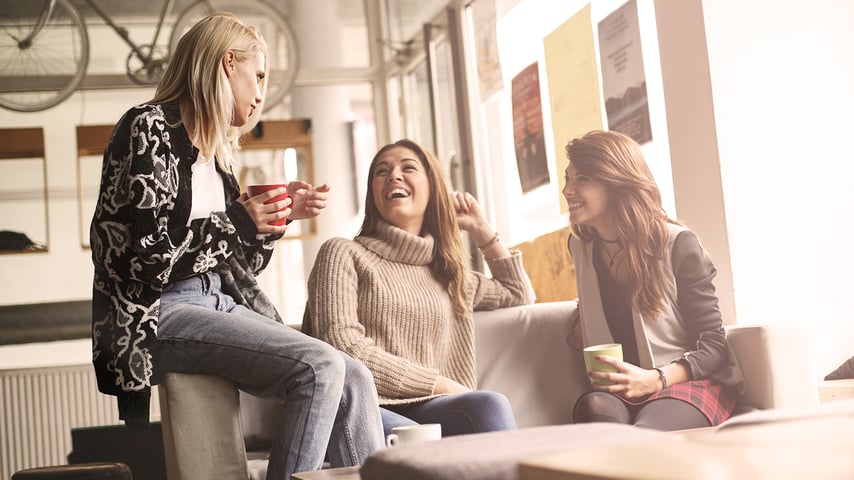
619, 379, 737, 425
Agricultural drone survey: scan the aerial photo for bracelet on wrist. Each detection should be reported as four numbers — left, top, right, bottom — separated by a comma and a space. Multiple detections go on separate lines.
477, 231, 500, 250
653, 367, 668, 389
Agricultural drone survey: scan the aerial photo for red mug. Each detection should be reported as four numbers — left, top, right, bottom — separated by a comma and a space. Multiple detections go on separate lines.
247, 184, 294, 226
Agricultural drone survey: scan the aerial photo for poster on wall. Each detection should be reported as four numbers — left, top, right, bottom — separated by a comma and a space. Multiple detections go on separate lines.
511, 62, 550, 193
598, 0, 651, 144
543, 4, 604, 213
471, 0, 503, 101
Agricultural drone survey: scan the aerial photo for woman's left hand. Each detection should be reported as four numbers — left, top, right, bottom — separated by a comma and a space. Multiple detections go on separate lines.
453, 191, 511, 259
453, 191, 489, 235
588, 356, 664, 400
287, 181, 331, 220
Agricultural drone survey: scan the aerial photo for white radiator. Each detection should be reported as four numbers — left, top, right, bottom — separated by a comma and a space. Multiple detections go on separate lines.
0, 365, 160, 478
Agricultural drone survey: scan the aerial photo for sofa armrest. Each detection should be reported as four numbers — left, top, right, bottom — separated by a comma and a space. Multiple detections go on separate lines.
474, 301, 587, 428
159, 373, 249, 480
725, 324, 819, 410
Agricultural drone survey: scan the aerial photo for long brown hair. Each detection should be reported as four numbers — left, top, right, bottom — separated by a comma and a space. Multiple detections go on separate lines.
152, 13, 268, 169
359, 139, 469, 318
566, 130, 679, 319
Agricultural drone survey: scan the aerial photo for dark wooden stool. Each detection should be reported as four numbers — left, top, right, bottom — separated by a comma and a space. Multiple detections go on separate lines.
11, 462, 132, 480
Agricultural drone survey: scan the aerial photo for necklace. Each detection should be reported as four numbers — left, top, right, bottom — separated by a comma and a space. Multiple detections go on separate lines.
600, 242, 621, 269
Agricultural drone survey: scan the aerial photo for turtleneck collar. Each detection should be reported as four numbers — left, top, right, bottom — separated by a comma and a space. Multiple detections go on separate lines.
355, 220, 434, 266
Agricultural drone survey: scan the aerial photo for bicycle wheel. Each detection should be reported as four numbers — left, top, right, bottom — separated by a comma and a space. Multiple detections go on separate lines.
170, 0, 299, 110
0, 0, 89, 112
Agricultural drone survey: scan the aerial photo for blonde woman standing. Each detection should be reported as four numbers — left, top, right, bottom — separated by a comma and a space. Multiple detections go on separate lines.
564, 130, 743, 431
89, 13, 382, 479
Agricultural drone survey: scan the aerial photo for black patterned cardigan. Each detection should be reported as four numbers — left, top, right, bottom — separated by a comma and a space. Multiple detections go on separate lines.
89, 103, 282, 427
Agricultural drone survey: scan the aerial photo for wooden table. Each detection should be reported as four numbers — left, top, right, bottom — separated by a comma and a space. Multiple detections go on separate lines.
519, 415, 854, 480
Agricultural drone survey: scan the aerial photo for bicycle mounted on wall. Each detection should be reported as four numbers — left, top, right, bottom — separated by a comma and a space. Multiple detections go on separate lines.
0, 0, 299, 112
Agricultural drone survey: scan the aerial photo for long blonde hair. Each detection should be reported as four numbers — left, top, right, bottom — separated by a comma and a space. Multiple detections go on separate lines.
566, 130, 679, 319
152, 13, 268, 169
359, 139, 469, 318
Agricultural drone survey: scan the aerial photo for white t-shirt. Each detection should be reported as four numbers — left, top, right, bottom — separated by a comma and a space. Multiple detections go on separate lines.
187, 153, 226, 226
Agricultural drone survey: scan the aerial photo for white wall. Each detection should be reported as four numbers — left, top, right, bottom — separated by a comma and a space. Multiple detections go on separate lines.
701, 0, 854, 378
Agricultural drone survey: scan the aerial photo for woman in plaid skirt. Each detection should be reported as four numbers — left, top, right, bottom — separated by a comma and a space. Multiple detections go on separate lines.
563, 130, 744, 430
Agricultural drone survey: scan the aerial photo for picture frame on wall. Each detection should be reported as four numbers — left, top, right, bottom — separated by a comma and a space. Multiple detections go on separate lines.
511, 62, 550, 194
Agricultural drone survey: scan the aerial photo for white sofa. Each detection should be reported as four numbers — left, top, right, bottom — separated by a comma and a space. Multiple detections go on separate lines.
158, 301, 819, 480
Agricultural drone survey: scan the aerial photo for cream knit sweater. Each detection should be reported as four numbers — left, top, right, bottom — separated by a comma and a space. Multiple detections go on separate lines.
305, 220, 535, 405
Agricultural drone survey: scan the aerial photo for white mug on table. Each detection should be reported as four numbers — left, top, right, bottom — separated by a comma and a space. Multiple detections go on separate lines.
385, 423, 442, 447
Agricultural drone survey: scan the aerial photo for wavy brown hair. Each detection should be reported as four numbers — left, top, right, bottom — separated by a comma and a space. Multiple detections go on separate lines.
566, 130, 680, 319
359, 139, 469, 318
152, 13, 268, 170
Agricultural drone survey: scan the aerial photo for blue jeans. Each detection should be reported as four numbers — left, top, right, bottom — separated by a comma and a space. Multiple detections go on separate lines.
380, 390, 517, 437
153, 272, 384, 480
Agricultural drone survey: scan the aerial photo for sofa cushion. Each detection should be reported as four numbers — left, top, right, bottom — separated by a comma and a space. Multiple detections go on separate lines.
360, 423, 671, 480
474, 301, 585, 428
724, 324, 818, 410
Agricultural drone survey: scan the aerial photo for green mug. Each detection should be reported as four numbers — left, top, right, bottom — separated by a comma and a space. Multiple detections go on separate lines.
582, 343, 623, 385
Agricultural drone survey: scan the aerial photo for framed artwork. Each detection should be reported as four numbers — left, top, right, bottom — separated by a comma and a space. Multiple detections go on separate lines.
0, 128, 48, 253
598, 0, 652, 144
511, 62, 550, 194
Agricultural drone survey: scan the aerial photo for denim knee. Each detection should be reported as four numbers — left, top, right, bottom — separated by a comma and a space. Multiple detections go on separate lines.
460, 390, 512, 412
343, 355, 374, 386
308, 343, 347, 394
455, 390, 517, 432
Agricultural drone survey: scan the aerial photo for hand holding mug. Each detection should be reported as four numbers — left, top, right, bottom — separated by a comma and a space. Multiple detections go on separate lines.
584, 344, 676, 399
583, 343, 623, 386
243, 183, 293, 233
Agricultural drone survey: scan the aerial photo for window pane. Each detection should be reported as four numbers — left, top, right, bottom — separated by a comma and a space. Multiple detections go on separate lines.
403, 61, 434, 152
336, 0, 371, 67
289, 0, 371, 69
385, 0, 447, 44
432, 38, 462, 190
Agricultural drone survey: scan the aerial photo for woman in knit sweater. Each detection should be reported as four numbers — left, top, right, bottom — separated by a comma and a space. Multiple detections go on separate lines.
304, 139, 535, 436
564, 130, 743, 430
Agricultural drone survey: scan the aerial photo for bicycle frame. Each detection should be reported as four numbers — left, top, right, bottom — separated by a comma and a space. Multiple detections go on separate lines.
20, 0, 58, 48
80, 0, 175, 82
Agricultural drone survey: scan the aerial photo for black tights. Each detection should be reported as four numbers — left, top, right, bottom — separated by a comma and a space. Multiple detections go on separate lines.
573, 392, 711, 431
